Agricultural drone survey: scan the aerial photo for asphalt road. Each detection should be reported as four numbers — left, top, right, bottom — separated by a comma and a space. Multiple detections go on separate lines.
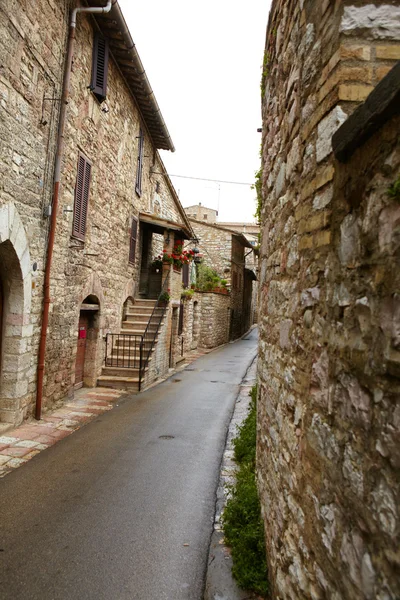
0, 328, 258, 600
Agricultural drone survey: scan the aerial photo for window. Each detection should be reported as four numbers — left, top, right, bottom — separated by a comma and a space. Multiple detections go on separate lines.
90, 33, 109, 103
135, 128, 144, 196
72, 153, 91, 241
203, 214, 208, 220
129, 217, 138, 264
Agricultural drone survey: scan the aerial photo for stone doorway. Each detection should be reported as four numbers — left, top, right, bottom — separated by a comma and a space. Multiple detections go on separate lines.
75, 312, 89, 389
0, 204, 32, 426
75, 296, 100, 388
138, 224, 163, 299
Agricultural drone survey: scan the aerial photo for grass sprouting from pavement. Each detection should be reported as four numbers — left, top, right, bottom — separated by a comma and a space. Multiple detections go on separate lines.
222, 385, 269, 597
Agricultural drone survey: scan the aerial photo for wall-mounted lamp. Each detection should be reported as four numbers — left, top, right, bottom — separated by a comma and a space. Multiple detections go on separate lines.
101, 103, 110, 114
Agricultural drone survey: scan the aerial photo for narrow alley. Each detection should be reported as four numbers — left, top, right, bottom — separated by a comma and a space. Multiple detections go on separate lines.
0, 330, 258, 600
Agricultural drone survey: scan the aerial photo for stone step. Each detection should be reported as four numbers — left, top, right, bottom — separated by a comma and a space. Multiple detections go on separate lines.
109, 347, 156, 359
133, 299, 157, 307
126, 307, 164, 316
125, 313, 163, 323
101, 366, 147, 377
97, 375, 140, 391
112, 339, 156, 349
121, 322, 160, 332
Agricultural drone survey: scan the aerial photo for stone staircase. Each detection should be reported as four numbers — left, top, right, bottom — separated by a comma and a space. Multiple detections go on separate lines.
97, 299, 165, 392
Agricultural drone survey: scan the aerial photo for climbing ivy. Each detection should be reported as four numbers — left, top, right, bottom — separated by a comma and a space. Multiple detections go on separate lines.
260, 51, 270, 97
252, 166, 262, 226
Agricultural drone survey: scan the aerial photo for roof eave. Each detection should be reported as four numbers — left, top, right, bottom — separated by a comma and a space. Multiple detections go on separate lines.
90, 1, 175, 152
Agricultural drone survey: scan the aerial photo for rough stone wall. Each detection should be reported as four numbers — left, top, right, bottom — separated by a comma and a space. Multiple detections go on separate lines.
257, 2, 400, 599
0, 4, 185, 417
0, 0, 69, 423
198, 292, 230, 349
189, 219, 233, 279
184, 204, 218, 223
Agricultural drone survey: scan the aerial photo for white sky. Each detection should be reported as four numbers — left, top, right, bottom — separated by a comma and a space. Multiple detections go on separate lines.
118, 0, 271, 223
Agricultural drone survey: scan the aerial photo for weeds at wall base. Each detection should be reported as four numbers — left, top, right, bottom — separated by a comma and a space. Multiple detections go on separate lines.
222, 385, 269, 598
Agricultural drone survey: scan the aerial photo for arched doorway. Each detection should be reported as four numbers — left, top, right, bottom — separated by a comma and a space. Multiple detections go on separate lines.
0, 236, 32, 425
75, 295, 101, 389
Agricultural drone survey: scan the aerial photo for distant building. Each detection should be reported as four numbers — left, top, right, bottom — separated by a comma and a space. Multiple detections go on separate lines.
184, 203, 218, 223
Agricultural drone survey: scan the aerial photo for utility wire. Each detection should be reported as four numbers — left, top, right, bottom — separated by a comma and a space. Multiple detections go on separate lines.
151, 171, 253, 186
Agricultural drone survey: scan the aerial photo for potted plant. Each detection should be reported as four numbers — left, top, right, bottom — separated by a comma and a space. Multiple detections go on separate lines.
159, 289, 171, 303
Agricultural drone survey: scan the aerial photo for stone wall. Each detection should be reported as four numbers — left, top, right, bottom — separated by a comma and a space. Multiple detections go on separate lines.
198, 292, 230, 349
0, 2, 186, 421
189, 219, 233, 279
0, 0, 69, 424
258, 2, 400, 599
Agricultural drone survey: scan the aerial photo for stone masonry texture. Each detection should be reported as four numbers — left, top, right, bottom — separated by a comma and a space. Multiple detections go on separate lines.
0, 1, 188, 424
258, 1, 400, 599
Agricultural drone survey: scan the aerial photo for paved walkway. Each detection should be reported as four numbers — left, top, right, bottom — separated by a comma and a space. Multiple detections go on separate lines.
0, 348, 211, 479
0, 329, 258, 600
205, 356, 258, 600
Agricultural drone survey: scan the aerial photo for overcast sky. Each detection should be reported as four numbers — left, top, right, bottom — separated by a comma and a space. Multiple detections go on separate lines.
118, 0, 271, 223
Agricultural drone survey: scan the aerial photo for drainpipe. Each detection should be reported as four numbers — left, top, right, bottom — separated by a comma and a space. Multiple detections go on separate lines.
35, 0, 113, 420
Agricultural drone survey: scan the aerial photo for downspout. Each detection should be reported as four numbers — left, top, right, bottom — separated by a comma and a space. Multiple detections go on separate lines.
35, 0, 112, 420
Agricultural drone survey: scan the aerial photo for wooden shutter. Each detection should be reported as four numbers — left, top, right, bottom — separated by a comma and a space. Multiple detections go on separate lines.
90, 33, 109, 102
182, 263, 189, 288
135, 128, 144, 196
129, 217, 138, 264
73, 154, 91, 241
178, 302, 184, 335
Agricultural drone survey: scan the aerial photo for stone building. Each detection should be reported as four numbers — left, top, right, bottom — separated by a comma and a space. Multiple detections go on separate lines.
218, 221, 260, 247
0, 0, 194, 426
258, 1, 400, 599
218, 220, 260, 323
188, 218, 257, 340
184, 202, 218, 223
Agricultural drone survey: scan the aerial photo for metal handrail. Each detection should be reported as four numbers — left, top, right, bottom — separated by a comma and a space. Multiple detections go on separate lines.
105, 333, 143, 369
139, 271, 170, 389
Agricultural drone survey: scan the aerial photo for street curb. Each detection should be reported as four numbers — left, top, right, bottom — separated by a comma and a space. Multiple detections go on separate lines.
203, 354, 258, 600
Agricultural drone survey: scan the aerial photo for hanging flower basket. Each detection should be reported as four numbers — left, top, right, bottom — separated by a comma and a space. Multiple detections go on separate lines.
162, 242, 195, 270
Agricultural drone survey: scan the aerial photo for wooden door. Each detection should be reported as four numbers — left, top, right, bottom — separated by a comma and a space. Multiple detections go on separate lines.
75, 313, 89, 388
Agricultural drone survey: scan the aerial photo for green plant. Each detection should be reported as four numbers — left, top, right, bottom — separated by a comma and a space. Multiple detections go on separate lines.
233, 389, 257, 466
222, 386, 269, 597
388, 175, 400, 200
220, 279, 228, 288
252, 166, 262, 225
181, 288, 194, 299
196, 263, 225, 292
151, 256, 163, 269
159, 290, 170, 302
260, 51, 270, 96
